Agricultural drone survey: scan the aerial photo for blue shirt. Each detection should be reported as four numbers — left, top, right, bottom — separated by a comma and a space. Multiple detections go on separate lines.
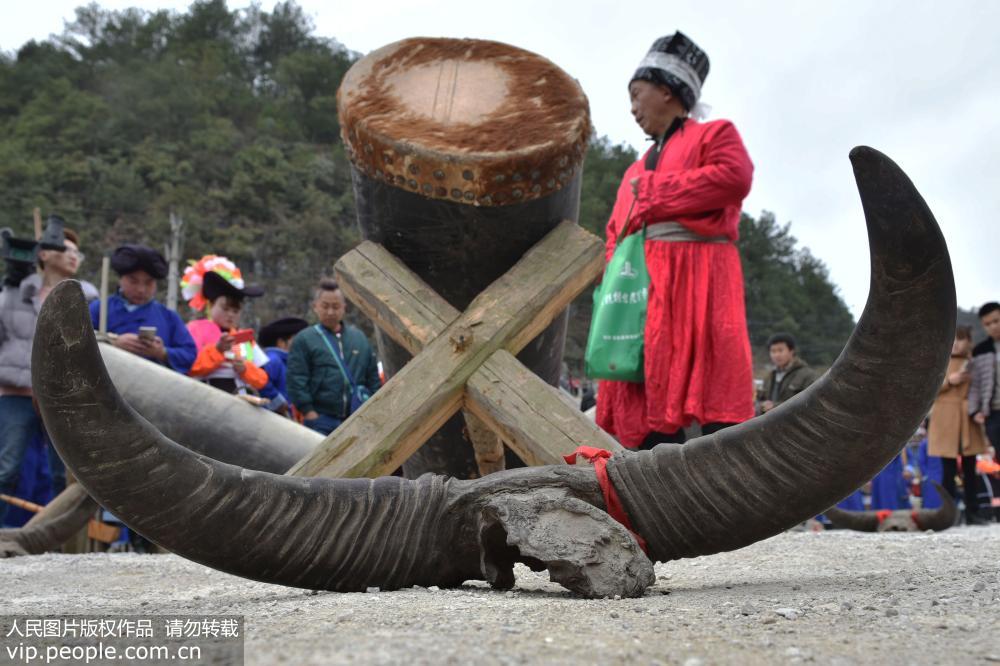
89, 295, 197, 373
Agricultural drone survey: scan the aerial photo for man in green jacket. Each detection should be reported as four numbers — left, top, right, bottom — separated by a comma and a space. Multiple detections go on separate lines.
287, 279, 381, 435
759, 333, 818, 414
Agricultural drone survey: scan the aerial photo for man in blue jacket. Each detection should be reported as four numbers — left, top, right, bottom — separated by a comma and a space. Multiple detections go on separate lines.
89, 244, 196, 374
287, 279, 380, 435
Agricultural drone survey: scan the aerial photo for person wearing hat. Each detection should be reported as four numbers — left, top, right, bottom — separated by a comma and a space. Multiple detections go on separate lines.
183, 255, 269, 395
257, 317, 309, 414
595, 32, 755, 449
2, 217, 97, 522
89, 244, 197, 374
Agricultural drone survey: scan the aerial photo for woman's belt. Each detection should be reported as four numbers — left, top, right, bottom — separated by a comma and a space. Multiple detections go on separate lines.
646, 221, 730, 243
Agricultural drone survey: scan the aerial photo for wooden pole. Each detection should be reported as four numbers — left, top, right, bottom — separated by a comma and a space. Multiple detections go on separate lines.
98, 254, 110, 337
165, 211, 184, 311
32, 207, 42, 240
0, 493, 43, 514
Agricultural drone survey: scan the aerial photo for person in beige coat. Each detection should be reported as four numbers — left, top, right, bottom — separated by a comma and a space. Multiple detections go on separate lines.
928, 326, 990, 525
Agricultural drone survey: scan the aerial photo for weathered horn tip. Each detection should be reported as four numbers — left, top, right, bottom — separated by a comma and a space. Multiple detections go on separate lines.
39, 279, 91, 331
43, 279, 88, 315
36, 280, 91, 339
33, 280, 100, 395
50, 278, 86, 298
847, 143, 954, 301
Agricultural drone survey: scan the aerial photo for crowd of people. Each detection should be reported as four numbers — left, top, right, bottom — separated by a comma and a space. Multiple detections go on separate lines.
0, 219, 381, 529
87, 244, 381, 434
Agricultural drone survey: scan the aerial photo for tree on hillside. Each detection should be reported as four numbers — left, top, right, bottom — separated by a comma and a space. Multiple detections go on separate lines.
1, 1, 855, 374
737, 211, 855, 367
0, 1, 357, 325
578, 136, 638, 237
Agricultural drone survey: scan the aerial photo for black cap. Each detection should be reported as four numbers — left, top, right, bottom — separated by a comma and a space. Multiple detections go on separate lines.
110, 244, 168, 280
631, 32, 709, 112
201, 270, 264, 304
258, 317, 309, 348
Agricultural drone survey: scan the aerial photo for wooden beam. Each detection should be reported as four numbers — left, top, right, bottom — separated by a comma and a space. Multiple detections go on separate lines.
465, 350, 622, 465
287, 221, 605, 479
339, 242, 511, 477
464, 412, 506, 475
332, 227, 622, 468
335, 241, 457, 355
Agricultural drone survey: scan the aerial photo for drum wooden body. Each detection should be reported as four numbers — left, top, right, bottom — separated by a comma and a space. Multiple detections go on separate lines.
338, 38, 591, 478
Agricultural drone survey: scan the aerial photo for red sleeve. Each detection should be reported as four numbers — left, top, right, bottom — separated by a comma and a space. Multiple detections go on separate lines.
633, 121, 753, 225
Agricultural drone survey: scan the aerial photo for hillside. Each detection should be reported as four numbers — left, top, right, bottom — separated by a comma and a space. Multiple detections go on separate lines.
0, 1, 856, 372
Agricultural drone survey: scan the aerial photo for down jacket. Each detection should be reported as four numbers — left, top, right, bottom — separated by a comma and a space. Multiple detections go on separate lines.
968, 338, 998, 416
0, 274, 98, 389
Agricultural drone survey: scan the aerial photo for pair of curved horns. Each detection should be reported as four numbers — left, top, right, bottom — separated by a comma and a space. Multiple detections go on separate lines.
31, 147, 955, 593
825, 481, 957, 532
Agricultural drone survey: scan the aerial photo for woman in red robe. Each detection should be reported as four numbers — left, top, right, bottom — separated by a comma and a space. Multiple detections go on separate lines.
596, 32, 755, 448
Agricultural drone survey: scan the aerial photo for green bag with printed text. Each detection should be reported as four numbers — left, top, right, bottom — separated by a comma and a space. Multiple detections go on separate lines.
584, 225, 649, 382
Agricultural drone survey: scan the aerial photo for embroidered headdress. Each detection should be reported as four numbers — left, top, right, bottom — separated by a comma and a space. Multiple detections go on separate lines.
181, 254, 263, 311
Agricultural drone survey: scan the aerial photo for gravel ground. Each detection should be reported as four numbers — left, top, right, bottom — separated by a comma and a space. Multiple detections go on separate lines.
2, 526, 999, 665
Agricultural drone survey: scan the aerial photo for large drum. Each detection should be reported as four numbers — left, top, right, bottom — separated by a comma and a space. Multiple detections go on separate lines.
338, 37, 591, 478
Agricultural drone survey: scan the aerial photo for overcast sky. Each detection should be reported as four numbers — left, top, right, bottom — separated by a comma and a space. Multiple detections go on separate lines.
3, 1, 998, 319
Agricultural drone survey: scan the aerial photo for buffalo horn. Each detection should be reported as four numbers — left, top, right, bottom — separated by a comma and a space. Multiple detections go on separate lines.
913, 480, 958, 531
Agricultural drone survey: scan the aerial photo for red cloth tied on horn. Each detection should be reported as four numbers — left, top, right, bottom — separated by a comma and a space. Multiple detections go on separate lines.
564, 446, 647, 553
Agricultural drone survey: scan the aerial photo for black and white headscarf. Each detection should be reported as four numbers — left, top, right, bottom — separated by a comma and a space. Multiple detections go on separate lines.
631, 32, 711, 120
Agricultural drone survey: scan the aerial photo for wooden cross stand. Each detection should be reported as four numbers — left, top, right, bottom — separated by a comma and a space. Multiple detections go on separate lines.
286, 221, 622, 480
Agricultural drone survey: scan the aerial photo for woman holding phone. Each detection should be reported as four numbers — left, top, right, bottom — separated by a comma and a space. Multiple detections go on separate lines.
182, 255, 269, 395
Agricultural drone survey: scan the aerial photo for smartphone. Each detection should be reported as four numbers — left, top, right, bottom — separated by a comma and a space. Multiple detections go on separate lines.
230, 328, 255, 345
138, 326, 157, 341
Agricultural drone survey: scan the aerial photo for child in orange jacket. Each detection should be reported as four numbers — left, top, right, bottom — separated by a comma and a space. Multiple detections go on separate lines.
182, 256, 268, 395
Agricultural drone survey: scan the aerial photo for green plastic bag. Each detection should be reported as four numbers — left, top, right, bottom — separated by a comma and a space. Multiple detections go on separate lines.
584, 225, 649, 382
